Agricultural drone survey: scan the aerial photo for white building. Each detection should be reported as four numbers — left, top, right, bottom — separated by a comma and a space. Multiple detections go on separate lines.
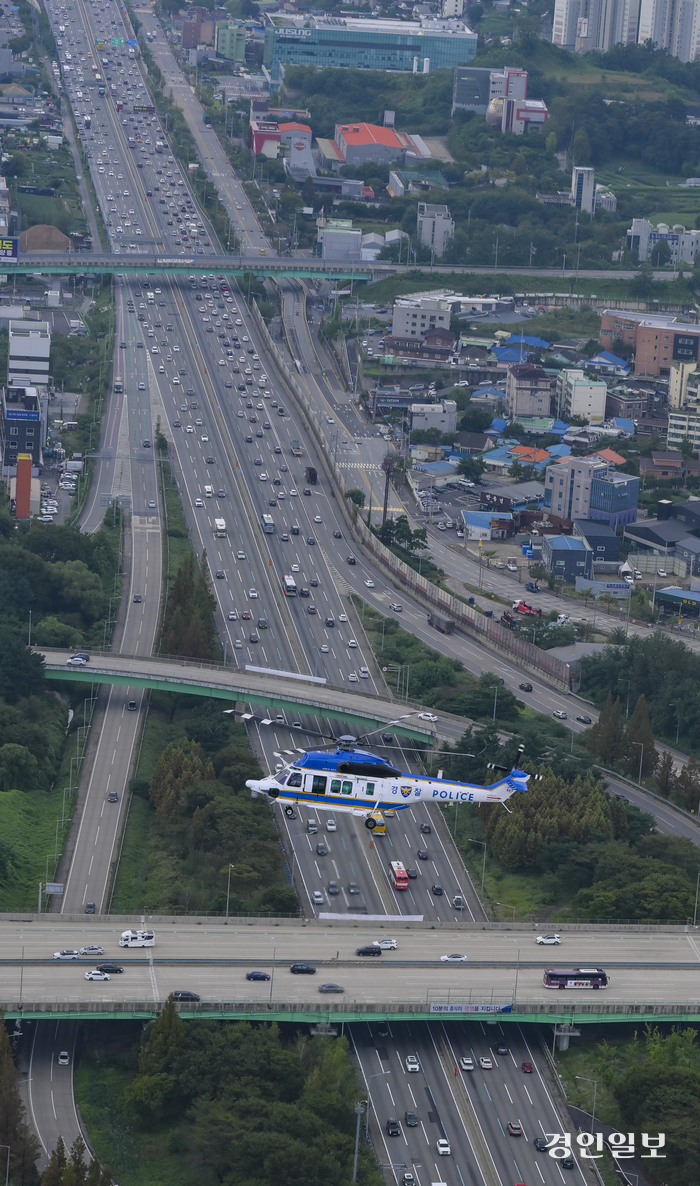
417, 202, 454, 256
572, 166, 596, 214
638, 0, 700, 61
556, 369, 608, 424
8, 320, 51, 389
410, 399, 458, 434
391, 291, 461, 337
554, 0, 700, 59
316, 218, 362, 262
626, 217, 700, 264
441, 0, 464, 14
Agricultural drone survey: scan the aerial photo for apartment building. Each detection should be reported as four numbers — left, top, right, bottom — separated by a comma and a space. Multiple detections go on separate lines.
416, 203, 454, 256
505, 363, 551, 418
391, 292, 461, 337
627, 218, 700, 264
544, 455, 639, 528
556, 368, 607, 423
8, 319, 50, 388
599, 309, 700, 377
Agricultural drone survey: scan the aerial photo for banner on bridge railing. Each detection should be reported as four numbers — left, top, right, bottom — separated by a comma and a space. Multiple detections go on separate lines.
430, 1003, 512, 1014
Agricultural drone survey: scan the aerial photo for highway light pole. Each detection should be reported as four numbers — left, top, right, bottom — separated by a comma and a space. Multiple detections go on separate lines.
352, 1101, 366, 1182
631, 741, 644, 784
693, 867, 700, 927
225, 863, 235, 918
575, 1075, 597, 1138
468, 839, 487, 892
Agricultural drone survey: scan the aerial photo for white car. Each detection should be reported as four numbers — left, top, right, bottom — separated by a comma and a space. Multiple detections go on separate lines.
57, 1051, 70, 1066
440, 954, 468, 962
314, 515, 322, 524
339, 614, 348, 623
291, 564, 300, 573
479, 1056, 493, 1069
405, 1055, 420, 1072
418, 713, 438, 722
437, 1139, 451, 1156
373, 938, 397, 950
349, 673, 358, 682
54, 950, 80, 960
66, 656, 87, 667
348, 639, 358, 648
536, 934, 561, 945
459, 1056, 474, 1072
194, 498, 203, 507
290, 488, 298, 496
249, 589, 259, 599
320, 643, 329, 653
80, 944, 104, 955
364, 579, 375, 588
85, 970, 110, 981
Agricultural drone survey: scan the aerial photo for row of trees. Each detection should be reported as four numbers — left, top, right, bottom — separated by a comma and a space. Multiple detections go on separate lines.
585, 692, 658, 779
0, 1021, 41, 1184
41, 1137, 112, 1186
109, 1002, 382, 1186
116, 697, 297, 915
160, 552, 217, 661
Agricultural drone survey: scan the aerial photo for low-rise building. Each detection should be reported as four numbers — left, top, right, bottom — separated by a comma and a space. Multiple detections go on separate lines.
8, 319, 50, 389
573, 518, 620, 562
391, 291, 460, 337
215, 20, 246, 60
599, 309, 700, 378
668, 404, 700, 450
461, 508, 513, 539
542, 534, 593, 581
505, 362, 551, 418
383, 328, 454, 363
315, 218, 361, 262
556, 368, 607, 423
627, 218, 700, 265
1, 385, 44, 468
410, 398, 457, 434
605, 387, 649, 420
677, 536, 700, 576
639, 450, 700, 481
416, 202, 454, 257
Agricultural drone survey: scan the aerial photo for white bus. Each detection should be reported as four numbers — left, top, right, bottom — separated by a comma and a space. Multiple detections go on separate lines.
283, 574, 297, 597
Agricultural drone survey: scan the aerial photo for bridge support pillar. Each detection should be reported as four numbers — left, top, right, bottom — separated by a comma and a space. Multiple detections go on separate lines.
554, 1024, 581, 1051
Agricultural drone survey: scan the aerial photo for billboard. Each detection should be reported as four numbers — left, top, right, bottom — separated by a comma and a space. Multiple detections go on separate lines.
0, 238, 18, 260
575, 577, 630, 599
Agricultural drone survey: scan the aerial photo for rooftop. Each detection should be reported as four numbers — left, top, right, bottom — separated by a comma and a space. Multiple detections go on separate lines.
269, 13, 476, 36
545, 535, 589, 551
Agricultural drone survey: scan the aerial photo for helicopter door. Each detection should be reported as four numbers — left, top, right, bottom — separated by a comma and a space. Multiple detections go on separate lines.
310, 775, 327, 795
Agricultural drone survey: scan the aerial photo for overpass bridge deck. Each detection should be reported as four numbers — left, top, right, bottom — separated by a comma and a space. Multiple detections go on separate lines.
36, 649, 435, 741
11, 254, 373, 280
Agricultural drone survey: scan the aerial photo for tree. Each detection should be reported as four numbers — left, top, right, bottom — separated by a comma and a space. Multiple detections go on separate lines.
344, 488, 365, 508
674, 754, 700, 812
0, 743, 41, 791
40, 1137, 66, 1186
545, 131, 558, 154
650, 238, 672, 266
63, 1136, 88, 1186
0, 1019, 41, 1183
457, 455, 485, 481
572, 127, 592, 164
679, 434, 695, 459
511, 153, 527, 175
625, 694, 658, 778
656, 750, 676, 798
149, 739, 215, 818
586, 692, 625, 766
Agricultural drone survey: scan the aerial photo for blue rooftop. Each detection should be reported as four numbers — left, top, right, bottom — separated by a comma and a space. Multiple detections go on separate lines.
413, 460, 458, 476
546, 535, 588, 551
473, 385, 504, 399
493, 346, 532, 363
463, 509, 513, 526
505, 334, 551, 349
613, 417, 635, 433
547, 443, 572, 458
588, 350, 631, 370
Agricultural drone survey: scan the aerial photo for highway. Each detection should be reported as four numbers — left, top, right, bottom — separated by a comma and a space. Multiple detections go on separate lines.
2, 923, 700, 1009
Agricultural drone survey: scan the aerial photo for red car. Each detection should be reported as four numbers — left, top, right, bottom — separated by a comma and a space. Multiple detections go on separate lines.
522, 1061, 533, 1073
241, 610, 252, 620
303, 488, 312, 496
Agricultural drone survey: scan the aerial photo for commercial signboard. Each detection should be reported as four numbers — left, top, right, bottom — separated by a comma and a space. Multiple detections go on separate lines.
0, 237, 18, 260
429, 1003, 512, 1014
575, 577, 631, 600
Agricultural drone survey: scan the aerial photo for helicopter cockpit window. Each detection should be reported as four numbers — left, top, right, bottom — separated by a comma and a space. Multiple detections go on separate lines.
286, 772, 302, 787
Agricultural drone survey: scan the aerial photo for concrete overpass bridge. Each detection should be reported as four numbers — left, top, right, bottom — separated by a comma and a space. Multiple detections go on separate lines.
12, 253, 373, 281
1, 919, 697, 1024
36, 648, 435, 742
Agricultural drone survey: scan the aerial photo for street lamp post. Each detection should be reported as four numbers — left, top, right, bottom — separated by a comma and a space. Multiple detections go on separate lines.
225, 863, 235, 918
496, 901, 516, 921
352, 1101, 366, 1182
467, 838, 487, 892
631, 741, 644, 784
693, 866, 700, 927
575, 1075, 598, 1138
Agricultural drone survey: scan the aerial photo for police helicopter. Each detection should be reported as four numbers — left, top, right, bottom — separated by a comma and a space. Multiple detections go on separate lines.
241, 714, 534, 829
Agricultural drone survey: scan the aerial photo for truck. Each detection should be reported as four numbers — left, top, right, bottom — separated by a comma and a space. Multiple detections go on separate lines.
513, 600, 543, 617
146, 291, 155, 304
427, 611, 455, 635
214, 518, 226, 537
83, 115, 91, 129
155, 141, 164, 153
119, 929, 155, 948
500, 611, 518, 629
98, 84, 105, 96
304, 466, 317, 485
113, 376, 123, 394
290, 439, 303, 456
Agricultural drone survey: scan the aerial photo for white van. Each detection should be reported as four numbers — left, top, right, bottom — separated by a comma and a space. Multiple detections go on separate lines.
204, 485, 213, 498
119, 929, 155, 948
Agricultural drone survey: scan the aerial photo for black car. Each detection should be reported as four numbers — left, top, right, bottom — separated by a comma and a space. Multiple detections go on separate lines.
347, 882, 361, 894
407, 868, 418, 879
561, 1156, 575, 1168
316, 842, 328, 856
309, 578, 319, 587
357, 945, 382, 956
496, 1043, 509, 1055
576, 714, 592, 724
404, 1111, 418, 1127
431, 884, 443, 896
519, 682, 533, 692
307, 537, 316, 545
386, 1119, 400, 1137
246, 970, 270, 981
333, 530, 342, 539
534, 1137, 549, 1151
417, 849, 429, 861
327, 881, 340, 895
290, 963, 316, 974
420, 823, 431, 834
96, 963, 123, 974
347, 556, 356, 565
172, 990, 200, 1001
85, 903, 95, 914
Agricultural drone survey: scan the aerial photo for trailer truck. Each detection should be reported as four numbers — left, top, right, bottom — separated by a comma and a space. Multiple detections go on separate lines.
427, 611, 455, 635
304, 466, 317, 484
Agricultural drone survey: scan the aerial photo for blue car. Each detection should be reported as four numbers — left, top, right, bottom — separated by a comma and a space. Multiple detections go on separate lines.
246, 970, 270, 981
